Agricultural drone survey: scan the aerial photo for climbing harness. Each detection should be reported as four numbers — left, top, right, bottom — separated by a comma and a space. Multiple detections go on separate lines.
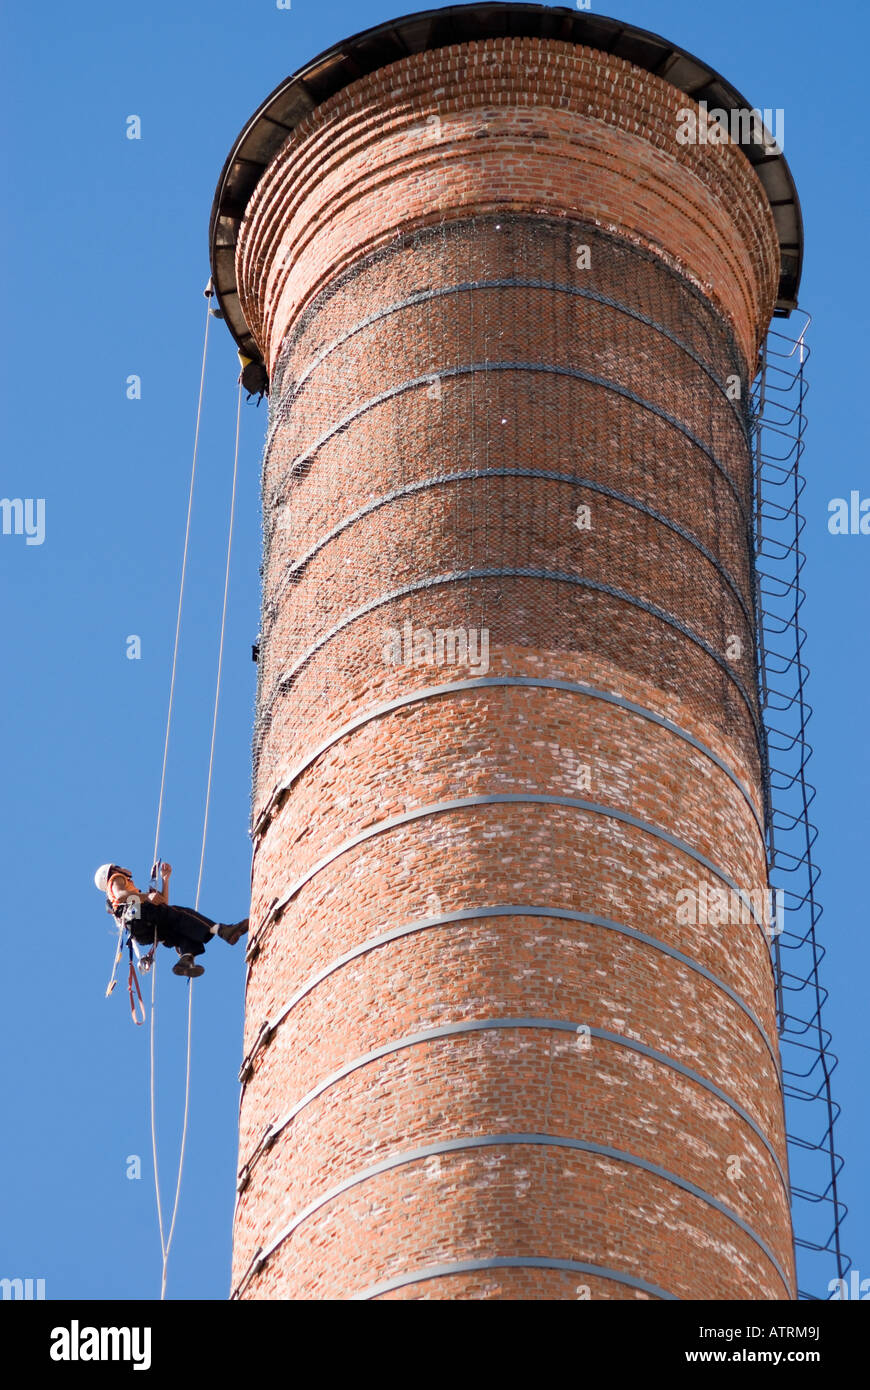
104, 922, 125, 999
127, 941, 146, 1027
104, 896, 150, 1022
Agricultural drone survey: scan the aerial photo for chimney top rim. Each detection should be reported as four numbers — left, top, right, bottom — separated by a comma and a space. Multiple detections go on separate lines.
208, 3, 801, 365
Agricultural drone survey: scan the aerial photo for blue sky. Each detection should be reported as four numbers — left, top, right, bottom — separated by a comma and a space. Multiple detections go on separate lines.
0, 0, 866, 1300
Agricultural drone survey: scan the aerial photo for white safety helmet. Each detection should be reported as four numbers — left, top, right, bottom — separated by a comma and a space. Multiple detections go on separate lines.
94, 863, 130, 893
94, 864, 114, 893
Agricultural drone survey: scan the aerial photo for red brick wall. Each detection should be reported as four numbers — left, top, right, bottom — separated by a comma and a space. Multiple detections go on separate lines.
231, 36, 791, 1300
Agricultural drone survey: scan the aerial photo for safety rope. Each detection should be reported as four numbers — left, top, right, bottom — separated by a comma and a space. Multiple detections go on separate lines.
195, 380, 243, 908
144, 281, 242, 1299
148, 954, 168, 1285
151, 286, 213, 876
149, 957, 193, 1301
158, 378, 243, 1299
104, 922, 125, 998
146, 282, 212, 1299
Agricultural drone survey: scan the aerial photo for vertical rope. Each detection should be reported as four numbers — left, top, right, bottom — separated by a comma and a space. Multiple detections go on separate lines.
146, 288, 245, 1300
195, 379, 243, 909
148, 943, 167, 1267
154, 372, 241, 1301
159, 979, 193, 1301
148, 285, 212, 1299
151, 289, 213, 874
154, 376, 243, 1299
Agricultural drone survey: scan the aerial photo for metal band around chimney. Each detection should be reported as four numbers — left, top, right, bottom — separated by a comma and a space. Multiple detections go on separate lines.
238, 906, 780, 1083
275, 361, 749, 519
233, 1132, 792, 1299
252, 676, 764, 842
274, 569, 761, 749
250, 793, 774, 955
351, 1257, 678, 1301
269, 276, 747, 447
264, 468, 752, 629
234, 1016, 788, 1198
277, 569, 755, 711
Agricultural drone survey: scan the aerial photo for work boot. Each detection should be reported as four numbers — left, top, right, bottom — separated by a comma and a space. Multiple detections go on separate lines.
218, 919, 249, 946
172, 953, 205, 978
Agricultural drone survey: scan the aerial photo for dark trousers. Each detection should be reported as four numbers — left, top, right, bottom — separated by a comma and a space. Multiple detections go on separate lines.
128, 900, 217, 957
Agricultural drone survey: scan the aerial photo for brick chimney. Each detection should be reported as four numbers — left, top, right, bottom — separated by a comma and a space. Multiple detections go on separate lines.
213, 7, 798, 1300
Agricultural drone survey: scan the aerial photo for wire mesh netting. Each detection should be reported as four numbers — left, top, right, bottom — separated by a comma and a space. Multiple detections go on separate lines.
254, 215, 759, 817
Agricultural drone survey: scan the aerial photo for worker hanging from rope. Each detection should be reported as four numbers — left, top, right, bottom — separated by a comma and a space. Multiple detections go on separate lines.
95, 861, 248, 978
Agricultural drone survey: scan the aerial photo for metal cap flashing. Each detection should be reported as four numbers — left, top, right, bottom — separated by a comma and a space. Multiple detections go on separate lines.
209, 4, 802, 366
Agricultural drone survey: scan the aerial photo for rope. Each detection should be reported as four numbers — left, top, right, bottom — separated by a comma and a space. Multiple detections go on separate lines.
146, 284, 212, 1299
104, 922, 125, 998
143, 286, 242, 1298
151, 290, 213, 876
159, 977, 193, 1300
157, 378, 242, 1299
195, 380, 243, 908
148, 944, 167, 1280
